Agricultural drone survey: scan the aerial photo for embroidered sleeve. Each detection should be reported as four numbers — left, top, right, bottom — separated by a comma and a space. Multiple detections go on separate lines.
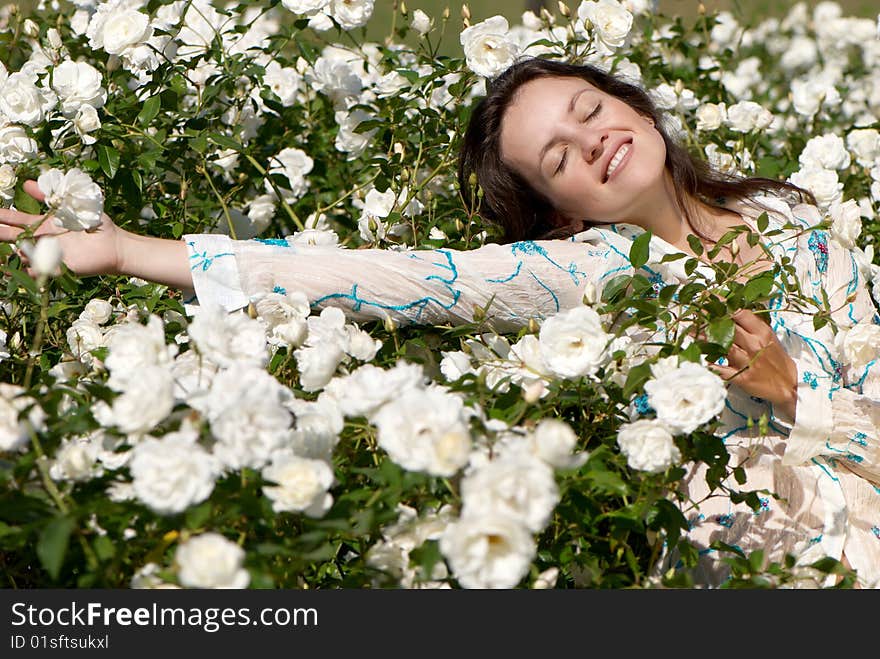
183, 234, 625, 332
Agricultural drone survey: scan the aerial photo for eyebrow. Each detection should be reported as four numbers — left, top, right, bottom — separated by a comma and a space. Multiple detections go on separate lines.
538, 88, 591, 169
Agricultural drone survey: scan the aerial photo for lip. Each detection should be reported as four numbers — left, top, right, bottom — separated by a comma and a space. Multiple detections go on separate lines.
601, 138, 633, 184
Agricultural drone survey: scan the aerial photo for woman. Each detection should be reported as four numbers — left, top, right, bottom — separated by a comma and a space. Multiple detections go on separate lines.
2, 58, 879, 587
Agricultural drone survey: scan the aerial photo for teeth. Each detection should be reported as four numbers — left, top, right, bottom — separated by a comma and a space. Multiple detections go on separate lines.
605, 144, 630, 180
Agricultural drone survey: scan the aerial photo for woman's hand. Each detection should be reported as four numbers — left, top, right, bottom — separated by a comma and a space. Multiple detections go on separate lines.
710, 309, 799, 421
0, 180, 124, 277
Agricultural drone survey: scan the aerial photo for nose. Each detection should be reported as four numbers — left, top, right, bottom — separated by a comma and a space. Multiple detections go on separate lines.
581, 132, 608, 164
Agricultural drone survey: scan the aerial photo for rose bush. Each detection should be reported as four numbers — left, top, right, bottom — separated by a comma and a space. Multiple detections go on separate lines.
0, 0, 878, 590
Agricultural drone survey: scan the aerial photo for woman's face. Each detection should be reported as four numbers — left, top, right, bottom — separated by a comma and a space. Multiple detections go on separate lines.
499, 76, 668, 225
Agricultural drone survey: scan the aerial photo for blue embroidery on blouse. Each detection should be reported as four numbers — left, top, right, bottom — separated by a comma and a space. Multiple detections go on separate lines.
254, 238, 291, 247
754, 497, 770, 515
716, 514, 735, 528
273, 285, 287, 295
808, 231, 829, 274
802, 371, 818, 390
485, 260, 523, 283
851, 432, 868, 447
188, 242, 234, 272
871, 526, 880, 540
633, 394, 653, 415
809, 534, 823, 545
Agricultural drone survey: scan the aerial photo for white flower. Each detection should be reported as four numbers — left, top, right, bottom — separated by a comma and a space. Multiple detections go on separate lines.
103, 315, 176, 391
616, 419, 681, 473
529, 419, 589, 470
37, 168, 104, 231
461, 453, 559, 532
129, 428, 219, 515
87, 2, 152, 56
293, 306, 350, 392
324, 361, 426, 419
51, 60, 106, 117
799, 134, 850, 171
0, 72, 57, 127
788, 167, 843, 210
131, 563, 179, 589
0, 383, 45, 452
261, 451, 334, 517
846, 129, 880, 167
204, 365, 293, 471
0, 126, 38, 164
362, 187, 396, 218
644, 361, 727, 434
187, 305, 268, 368
176, 0, 236, 60
371, 386, 472, 477
538, 305, 613, 379
267, 147, 313, 201
578, 0, 634, 52
282, 0, 330, 13
254, 290, 310, 348
334, 108, 375, 158
828, 199, 862, 249
411, 9, 432, 35
21, 237, 62, 277
0, 164, 16, 201
791, 77, 841, 117
80, 298, 113, 325
73, 105, 101, 145
262, 60, 302, 107
695, 102, 726, 131
105, 365, 175, 435
66, 318, 104, 368
175, 532, 250, 589
328, 0, 374, 30
49, 436, 104, 482
459, 16, 520, 78
725, 101, 773, 133
247, 194, 276, 229
835, 319, 880, 370
439, 512, 535, 589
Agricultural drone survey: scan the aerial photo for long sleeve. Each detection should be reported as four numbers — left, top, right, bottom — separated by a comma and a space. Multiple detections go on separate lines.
780, 204, 880, 483
183, 234, 625, 333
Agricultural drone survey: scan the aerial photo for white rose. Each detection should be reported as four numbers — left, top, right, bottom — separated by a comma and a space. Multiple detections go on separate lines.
267, 147, 313, 201
828, 199, 862, 249
51, 60, 107, 117
254, 290, 310, 348
0, 383, 46, 452
21, 237, 62, 277
0, 72, 57, 127
49, 436, 103, 482
644, 361, 726, 434
538, 305, 612, 379
323, 361, 426, 418
103, 315, 176, 391
459, 16, 520, 78
371, 386, 472, 477
579, 0, 634, 51
130, 428, 219, 515
176, 1, 235, 60
649, 83, 678, 110
263, 60, 302, 107
0, 126, 38, 164
530, 418, 589, 470
106, 365, 175, 435
334, 108, 374, 158
0, 164, 16, 201
187, 305, 268, 368
286, 394, 344, 462
73, 105, 101, 144
362, 187, 396, 218
460, 453, 559, 533
616, 419, 681, 473
89, 7, 152, 56
66, 318, 104, 367
725, 101, 773, 133
175, 533, 250, 589
780, 35, 818, 71
328, 0, 374, 30
411, 9, 432, 35
37, 168, 104, 231
799, 133, 850, 171
846, 129, 880, 167
80, 298, 113, 325
439, 512, 535, 589
788, 167, 843, 210
695, 102, 726, 131
344, 324, 381, 361
281, 0, 331, 13
261, 452, 334, 517
835, 320, 880, 370
791, 78, 841, 117
247, 193, 277, 229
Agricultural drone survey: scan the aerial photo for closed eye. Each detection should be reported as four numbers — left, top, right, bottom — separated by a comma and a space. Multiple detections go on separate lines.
582, 102, 602, 123
554, 103, 602, 175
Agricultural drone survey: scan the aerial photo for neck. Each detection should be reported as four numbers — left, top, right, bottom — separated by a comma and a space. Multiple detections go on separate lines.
628, 171, 696, 246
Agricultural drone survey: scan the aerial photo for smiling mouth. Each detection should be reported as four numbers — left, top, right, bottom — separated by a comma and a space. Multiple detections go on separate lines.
603, 142, 631, 183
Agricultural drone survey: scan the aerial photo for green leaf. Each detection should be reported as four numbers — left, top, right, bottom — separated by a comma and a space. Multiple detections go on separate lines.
97, 145, 120, 179
686, 234, 704, 256
13, 184, 41, 214
623, 362, 652, 397
629, 230, 652, 270
208, 133, 243, 152
137, 95, 161, 125
37, 516, 76, 580
601, 274, 631, 303
756, 212, 769, 233
707, 317, 735, 349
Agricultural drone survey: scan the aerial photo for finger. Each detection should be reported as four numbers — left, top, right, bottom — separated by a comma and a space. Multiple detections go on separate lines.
732, 308, 770, 333
727, 344, 750, 367
0, 207, 47, 228
0, 225, 25, 242
707, 364, 738, 382
23, 179, 46, 203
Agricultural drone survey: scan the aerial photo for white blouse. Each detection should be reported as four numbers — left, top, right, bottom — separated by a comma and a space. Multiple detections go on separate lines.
184, 196, 880, 588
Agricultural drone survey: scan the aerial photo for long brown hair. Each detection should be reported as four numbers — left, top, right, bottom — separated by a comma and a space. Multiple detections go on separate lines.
458, 57, 814, 243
